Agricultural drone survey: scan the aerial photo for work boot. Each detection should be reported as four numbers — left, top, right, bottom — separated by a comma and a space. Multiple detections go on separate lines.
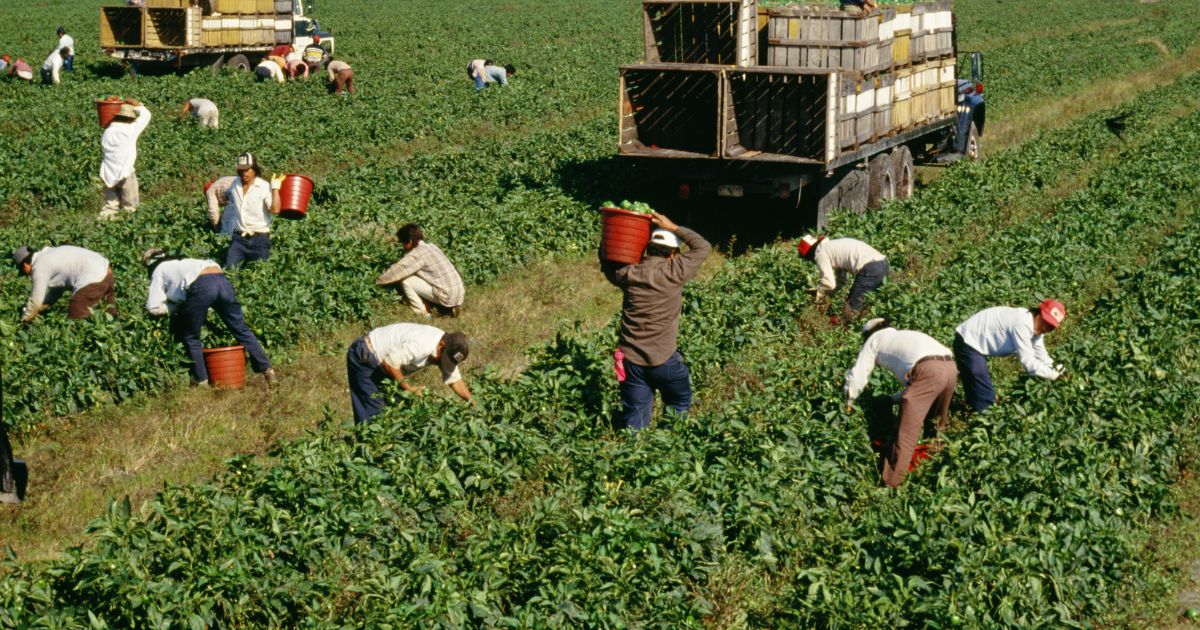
263, 369, 277, 386
191, 379, 209, 387
0, 492, 20, 505
449, 306, 461, 318
97, 208, 119, 221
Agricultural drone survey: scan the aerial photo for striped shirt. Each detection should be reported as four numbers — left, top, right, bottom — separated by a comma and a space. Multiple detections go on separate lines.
376, 241, 464, 307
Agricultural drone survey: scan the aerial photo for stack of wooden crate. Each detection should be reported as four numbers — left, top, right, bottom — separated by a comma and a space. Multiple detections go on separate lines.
200, 0, 294, 46
904, 0, 955, 130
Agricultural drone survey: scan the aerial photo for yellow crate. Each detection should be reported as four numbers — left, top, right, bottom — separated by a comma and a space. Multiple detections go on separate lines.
894, 96, 911, 129
938, 84, 954, 114
257, 0, 273, 12
892, 33, 910, 65
215, 0, 239, 12
202, 30, 220, 46
221, 28, 241, 45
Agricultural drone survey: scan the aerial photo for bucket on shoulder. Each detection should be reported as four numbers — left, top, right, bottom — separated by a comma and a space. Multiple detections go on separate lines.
600, 208, 653, 265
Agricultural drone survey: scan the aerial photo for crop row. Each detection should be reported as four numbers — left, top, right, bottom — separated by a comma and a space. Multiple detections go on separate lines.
3, 71, 1200, 625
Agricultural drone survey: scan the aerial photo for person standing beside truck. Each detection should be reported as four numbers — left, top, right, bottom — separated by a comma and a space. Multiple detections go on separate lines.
303, 34, 330, 73
40, 47, 68, 85
797, 234, 889, 322
54, 26, 75, 72
98, 99, 150, 220
180, 98, 219, 129
952, 300, 1067, 413
222, 152, 282, 268
12, 245, 117, 322
346, 323, 472, 424
376, 223, 465, 319
601, 212, 711, 431
326, 59, 355, 95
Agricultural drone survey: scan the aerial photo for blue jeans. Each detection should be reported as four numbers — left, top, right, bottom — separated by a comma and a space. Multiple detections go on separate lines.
953, 333, 994, 412
474, 75, 484, 90
847, 259, 889, 312
225, 233, 271, 268
172, 273, 271, 381
64, 55, 74, 72
40, 68, 53, 85
347, 336, 386, 424
619, 351, 692, 431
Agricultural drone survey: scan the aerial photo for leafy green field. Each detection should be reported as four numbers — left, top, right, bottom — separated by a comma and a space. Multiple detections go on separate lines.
3, 0, 1200, 626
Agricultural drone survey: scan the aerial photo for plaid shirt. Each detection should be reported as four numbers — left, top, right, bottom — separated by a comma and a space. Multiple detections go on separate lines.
376, 241, 464, 307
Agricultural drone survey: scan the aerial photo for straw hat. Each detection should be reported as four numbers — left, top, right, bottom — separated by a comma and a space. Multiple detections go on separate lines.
113, 103, 138, 120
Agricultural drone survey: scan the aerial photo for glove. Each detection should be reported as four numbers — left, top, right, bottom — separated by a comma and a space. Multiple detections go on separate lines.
270, 174, 285, 190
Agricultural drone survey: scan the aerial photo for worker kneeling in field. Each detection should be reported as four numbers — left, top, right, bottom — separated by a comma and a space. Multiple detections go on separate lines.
346, 323, 472, 424
98, 100, 150, 220
953, 300, 1066, 413
12, 245, 116, 322
797, 234, 889, 322
6, 57, 33, 82
220, 152, 283, 268
601, 213, 711, 431
143, 248, 275, 387
377, 223, 465, 319
180, 98, 219, 129
845, 318, 957, 488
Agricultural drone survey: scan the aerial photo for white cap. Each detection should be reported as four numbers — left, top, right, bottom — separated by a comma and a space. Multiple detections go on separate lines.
649, 229, 679, 249
862, 317, 889, 335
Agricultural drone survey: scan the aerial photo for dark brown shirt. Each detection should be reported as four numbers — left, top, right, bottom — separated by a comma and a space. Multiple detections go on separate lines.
601, 227, 712, 366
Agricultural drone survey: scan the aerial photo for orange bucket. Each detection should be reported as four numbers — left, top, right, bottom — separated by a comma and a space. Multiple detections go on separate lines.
278, 174, 313, 219
203, 345, 246, 389
95, 97, 126, 129
600, 208, 653, 265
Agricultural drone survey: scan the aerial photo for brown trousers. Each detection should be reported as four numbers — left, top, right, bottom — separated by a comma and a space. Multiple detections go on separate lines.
881, 358, 957, 488
334, 68, 355, 95
68, 270, 117, 319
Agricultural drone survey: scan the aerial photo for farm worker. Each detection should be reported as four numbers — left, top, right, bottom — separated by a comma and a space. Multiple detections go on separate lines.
0, 421, 21, 504
600, 213, 712, 431
40, 47, 68, 85
7, 58, 33, 82
180, 98, 219, 129
327, 59, 355, 95
284, 52, 308, 80
376, 223, 465, 319
0, 55, 9, 74
142, 248, 275, 387
222, 152, 283, 268
953, 300, 1067, 413
12, 245, 116, 322
204, 175, 239, 233
840, 0, 877, 15
302, 34, 329, 72
98, 99, 150, 220
346, 323, 472, 424
466, 58, 492, 90
797, 234, 889, 321
55, 26, 75, 72
845, 317, 957, 488
254, 57, 284, 84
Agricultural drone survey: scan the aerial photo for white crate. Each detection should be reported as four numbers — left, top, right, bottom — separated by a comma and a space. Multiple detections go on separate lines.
894, 11, 910, 32
221, 17, 239, 28
257, 17, 273, 28
274, 0, 292, 13
876, 82, 893, 107
857, 86, 875, 114
939, 63, 956, 85
202, 17, 222, 29
275, 18, 291, 31
239, 17, 256, 29
880, 15, 894, 40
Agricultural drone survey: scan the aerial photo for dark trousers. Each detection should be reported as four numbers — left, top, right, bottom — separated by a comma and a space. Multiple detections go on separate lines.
619, 351, 692, 431
172, 273, 271, 382
347, 336, 386, 424
225, 233, 271, 269
882, 358, 957, 488
953, 333, 995, 412
0, 422, 15, 497
40, 68, 52, 84
847, 259, 889, 312
64, 55, 74, 72
68, 270, 117, 319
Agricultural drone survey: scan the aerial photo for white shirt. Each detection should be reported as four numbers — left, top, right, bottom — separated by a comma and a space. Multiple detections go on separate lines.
41, 51, 62, 84
58, 34, 75, 56
845, 328, 952, 401
956, 306, 1060, 379
225, 177, 274, 235
23, 246, 109, 318
367, 323, 462, 384
205, 175, 239, 235
145, 258, 219, 316
256, 59, 284, 83
813, 238, 886, 294
189, 98, 217, 118
99, 105, 151, 187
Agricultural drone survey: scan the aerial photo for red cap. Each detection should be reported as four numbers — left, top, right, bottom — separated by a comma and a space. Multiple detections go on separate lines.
1039, 299, 1066, 328
203, 180, 215, 193
312, 34, 321, 43
797, 234, 821, 257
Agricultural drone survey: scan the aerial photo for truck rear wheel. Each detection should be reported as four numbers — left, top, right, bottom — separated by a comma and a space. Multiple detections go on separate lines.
867, 153, 895, 210
892, 146, 914, 200
966, 122, 981, 160
224, 54, 252, 72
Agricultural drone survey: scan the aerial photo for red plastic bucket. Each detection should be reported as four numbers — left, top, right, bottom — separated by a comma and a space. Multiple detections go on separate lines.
95, 97, 126, 129
203, 345, 246, 389
279, 174, 313, 219
600, 208, 653, 265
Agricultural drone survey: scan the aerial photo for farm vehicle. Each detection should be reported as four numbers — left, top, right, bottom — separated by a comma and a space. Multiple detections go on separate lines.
618, 0, 985, 228
99, 0, 334, 74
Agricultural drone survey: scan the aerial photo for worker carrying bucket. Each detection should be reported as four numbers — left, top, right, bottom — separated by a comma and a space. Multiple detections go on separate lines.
599, 209, 711, 431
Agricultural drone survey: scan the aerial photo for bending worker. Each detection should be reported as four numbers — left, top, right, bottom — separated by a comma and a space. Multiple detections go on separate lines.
143, 248, 274, 387
220, 152, 282, 268
953, 300, 1067, 413
255, 56, 285, 83
601, 212, 711, 431
326, 59, 354, 95
346, 323, 472, 424
98, 99, 150, 220
376, 223, 464, 319
204, 175, 239, 233
845, 317, 957, 488
180, 98, 219, 129
40, 47, 68, 85
12, 244, 116, 322
54, 26, 74, 72
797, 234, 889, 321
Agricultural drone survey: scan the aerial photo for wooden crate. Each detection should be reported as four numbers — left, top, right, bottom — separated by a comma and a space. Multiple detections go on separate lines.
100, 7, 143, 47
275, 0, 293, 14
257, 0, 273, 12
938, 84, 955, 115
643, 0, 757, 66
893, 95, 911, 130
145, 7, 200, 48
910, 87, 928, 124
214, 0, 239, 13
221, 28, 241, 45
202, 29, 220, 46
274, 29, 290, 44
765, 5, 890, 74
238, 0, 257, 13
620, 65, 725, 157
874, 73, 895, 136
147, 0, 188, 7
723, 68, 832, 161
938, 57, 956, 86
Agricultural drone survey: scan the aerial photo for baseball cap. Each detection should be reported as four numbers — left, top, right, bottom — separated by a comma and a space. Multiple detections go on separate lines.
312, 34, 321, 43
1039, 299, 1066, 328
649, 229, 679, 249
862, 317, 890, 337
236, 152, 258, 171
439, 332, 469, 381
141, 247, 167, 267
797, 234, 822, 257
56, 26, 66, 34
12, 246, 32, 269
